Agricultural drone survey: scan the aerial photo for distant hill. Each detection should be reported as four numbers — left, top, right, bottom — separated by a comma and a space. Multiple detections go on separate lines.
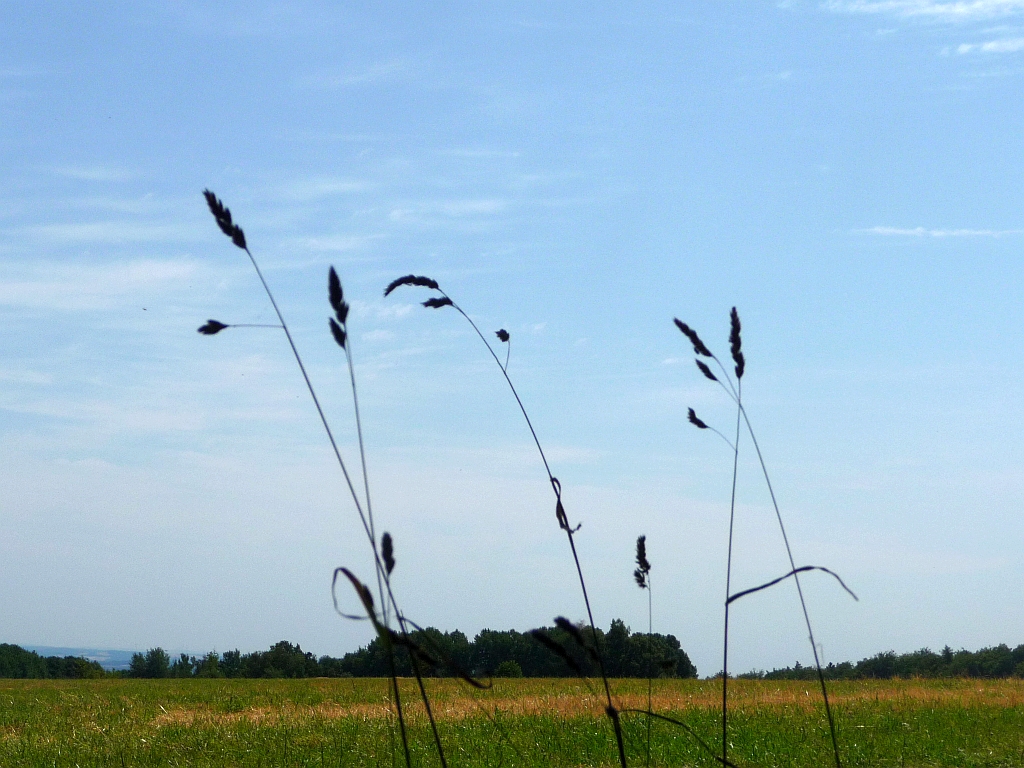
20, 646, 137, 671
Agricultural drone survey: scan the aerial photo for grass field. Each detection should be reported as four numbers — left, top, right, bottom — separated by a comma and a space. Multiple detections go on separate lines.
2, 677, 1024, 767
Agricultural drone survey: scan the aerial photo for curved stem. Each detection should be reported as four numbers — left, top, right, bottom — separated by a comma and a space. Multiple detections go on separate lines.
646, 573, 652, 768
240, 248, 375, 555
740, 403, 843, 768
722, 379, 741, 766
344, 342, 389, 626
443, 292, 626, 768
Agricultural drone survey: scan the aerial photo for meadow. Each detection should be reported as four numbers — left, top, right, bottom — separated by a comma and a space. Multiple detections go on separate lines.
3, 677, 1024, 767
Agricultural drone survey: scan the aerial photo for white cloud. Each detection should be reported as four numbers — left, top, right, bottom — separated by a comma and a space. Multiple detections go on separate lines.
12, 221, 200, 245
858, 225, 1024, 236
388, 199, 507, 222
826, 0, 1024, 19
297, 61, 407, 90
0, 259, 199, 311
286, 234, 383, 253
0, 368, 52, 385
957, 35, 1024, 50
276, 177, 370, 201
51, 165, 138, 182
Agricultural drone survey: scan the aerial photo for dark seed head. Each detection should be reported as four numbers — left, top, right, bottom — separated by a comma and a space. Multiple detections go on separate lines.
496, 329, 510, 343
422, 297, 453, 309
674, 318, 713, 357
383, 274, 440, 297
633, 569, 647, 589
197, 320, 229, 335
382, 533, 395, 575
328, 267, 349, 324
729, 307, 744, 379
695, 359, 718, 382
687, 408, 709, 430
635, 535, 651, 575
203, 189, 247, 250
329, 317, 347, 349
328, 267, 344, 314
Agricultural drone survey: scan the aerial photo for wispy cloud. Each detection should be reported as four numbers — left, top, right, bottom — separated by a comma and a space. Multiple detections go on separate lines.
957, 35, 1024, 50
51, 165, 138, 182
276, 177, 371, 201
858, 225, 1024, 236
285, 234, 383, 253
0, 259, 199, 311
297, 61, 408, 90
388, 199, 507, 223
826, 0, 1024, 19
12, 221, 199, 245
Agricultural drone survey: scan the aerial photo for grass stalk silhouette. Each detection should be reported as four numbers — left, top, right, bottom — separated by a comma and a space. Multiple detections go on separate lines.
678, 308, 856, 768
200, 191, 456, 767
385, 276, 628, 768
633, 536, 652, 768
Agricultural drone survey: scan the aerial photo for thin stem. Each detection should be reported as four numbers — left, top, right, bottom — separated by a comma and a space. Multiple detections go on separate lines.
705, 426, 736, 452
233, 247, 410, 764
240, 247, 375, 556
442, 292, 626, 768
225, 323, 283, 329
645, 572, 652, 768
398, 614, 448, 768
722, 379, 741, 766
740, 404, 843, 768
446, 297, 553, 480
344, 342, 389, 627
384, 641, 412, 768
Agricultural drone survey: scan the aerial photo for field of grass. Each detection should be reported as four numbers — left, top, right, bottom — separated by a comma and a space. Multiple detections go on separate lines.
3, 677, 1024, 767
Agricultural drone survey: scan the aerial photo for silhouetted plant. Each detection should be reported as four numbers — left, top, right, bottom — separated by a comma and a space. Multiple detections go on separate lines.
633, 535, 653, 768
200, 191, 447, 768
677, 308, 857, 768
385, 276, 629, 768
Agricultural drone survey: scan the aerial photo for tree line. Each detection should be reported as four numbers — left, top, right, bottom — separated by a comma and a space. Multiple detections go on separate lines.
0, 644, 106, 679
740, 643, 1024, 680
1, 620, 695, 679
8, 632, 1024, 681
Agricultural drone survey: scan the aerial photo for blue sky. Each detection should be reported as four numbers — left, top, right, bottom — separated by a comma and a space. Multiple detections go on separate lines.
2, 1, 1024, 677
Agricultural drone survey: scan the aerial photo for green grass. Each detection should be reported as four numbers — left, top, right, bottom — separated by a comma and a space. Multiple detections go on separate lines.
3, 677, 1024, 767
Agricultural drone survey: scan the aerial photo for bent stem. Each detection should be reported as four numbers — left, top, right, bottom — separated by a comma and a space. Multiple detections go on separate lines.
388, 279, 627, 768
203, 193, 414, 764
722, 380, 741, 766
740, 404, 843, 768
678, 309, 845, 768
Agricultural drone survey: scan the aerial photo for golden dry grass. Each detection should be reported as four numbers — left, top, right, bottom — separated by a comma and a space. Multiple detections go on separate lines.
142, 677, 1024, 728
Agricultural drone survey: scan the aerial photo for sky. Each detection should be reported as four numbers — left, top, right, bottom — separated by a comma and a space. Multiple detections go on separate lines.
2, 0, 1024, 678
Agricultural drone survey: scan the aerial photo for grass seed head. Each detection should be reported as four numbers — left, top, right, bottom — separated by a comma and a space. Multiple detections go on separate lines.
695, 359, 718, 382
202, 190, 247, 250
729, 307, 745, 379
382, 532, 395, 575
197, 319, 229, 335
422, 297, 454, 309
384, 274, 440, 297
634, 534, 650, 588
329, 317, 347, 349
688, 408, 709, 430
496, 329, 510, 342
328, 267, 350, 325
674, 318, 713, 357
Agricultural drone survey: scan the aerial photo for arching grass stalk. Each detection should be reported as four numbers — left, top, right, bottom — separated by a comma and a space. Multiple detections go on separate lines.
633, 536, 652, 768
385, 275, 628, 768
200, 191, 421, 765
678, 309, 853, 768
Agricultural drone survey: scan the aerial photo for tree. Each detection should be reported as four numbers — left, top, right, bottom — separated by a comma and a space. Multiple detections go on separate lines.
130, 648, 170, 678
494, 660, 523, 678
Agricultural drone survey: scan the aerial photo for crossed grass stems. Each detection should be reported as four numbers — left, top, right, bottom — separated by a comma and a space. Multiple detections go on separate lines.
200, 190, 856, 768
